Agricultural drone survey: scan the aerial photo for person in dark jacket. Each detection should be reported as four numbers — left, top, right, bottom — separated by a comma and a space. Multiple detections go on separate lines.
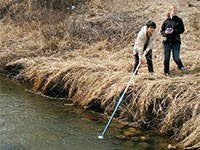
160, 5, 186, 76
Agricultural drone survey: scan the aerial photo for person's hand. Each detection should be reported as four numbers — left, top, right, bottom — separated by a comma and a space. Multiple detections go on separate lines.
165, 28, 174, 34
144, 50, 148, 56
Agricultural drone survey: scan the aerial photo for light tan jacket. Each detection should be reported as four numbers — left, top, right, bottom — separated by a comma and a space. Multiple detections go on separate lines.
133, 26, 157, 59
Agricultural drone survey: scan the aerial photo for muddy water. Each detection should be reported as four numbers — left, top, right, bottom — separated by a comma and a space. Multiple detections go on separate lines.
0, 76, 171, 150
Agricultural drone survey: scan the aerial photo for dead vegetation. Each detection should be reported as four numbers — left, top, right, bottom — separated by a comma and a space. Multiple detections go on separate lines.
0, 0, 200, 149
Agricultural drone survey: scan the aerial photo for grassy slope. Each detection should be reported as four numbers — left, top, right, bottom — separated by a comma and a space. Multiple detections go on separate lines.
0, 0, 199, 149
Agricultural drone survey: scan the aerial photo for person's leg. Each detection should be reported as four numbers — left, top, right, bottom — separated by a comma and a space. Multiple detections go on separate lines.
146, 49, 154, 73
133, 53, 139, 74
163, 44, 171, 74
172, 44, 185, 70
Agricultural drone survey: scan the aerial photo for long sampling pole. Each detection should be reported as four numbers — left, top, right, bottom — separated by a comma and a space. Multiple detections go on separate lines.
98, 52, 144, 139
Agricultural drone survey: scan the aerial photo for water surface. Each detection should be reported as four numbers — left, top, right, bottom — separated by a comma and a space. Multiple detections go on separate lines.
0, 76, 170, 150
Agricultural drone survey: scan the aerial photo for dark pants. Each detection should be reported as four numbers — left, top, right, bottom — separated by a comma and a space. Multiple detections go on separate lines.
133, 49, 154, 74
163, 43, 184, 73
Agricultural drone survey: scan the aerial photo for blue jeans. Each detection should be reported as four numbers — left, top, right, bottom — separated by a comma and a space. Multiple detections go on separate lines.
163, 43, 184, 73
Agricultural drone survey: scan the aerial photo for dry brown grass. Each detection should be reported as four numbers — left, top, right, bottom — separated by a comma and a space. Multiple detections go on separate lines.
0, 0, 200, 149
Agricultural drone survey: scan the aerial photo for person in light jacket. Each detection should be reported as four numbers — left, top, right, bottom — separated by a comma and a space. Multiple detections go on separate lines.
133, 20, 157, 75
160, 5, 186, 76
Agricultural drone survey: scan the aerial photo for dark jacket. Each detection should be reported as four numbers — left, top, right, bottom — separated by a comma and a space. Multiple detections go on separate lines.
160, 16, 185, 45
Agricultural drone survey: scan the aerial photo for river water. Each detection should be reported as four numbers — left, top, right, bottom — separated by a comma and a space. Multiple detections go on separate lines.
0, 76, 171, 150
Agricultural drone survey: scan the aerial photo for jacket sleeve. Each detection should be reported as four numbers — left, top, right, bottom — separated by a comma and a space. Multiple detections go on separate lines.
160, 20, 167, 37
174, 18, 185, 35
136, 31, 145, 59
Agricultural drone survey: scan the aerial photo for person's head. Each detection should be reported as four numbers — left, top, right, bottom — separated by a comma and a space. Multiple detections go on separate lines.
146, 20, 156, 36
167, 5, 177, 18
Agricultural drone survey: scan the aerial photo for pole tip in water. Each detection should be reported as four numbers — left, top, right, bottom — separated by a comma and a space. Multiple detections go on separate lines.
98, 135, 104, 139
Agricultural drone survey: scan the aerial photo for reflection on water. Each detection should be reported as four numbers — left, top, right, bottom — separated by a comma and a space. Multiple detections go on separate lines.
0, 76, 170, 150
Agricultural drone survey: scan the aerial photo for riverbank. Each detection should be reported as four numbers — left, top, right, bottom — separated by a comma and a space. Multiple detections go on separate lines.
0, 0, 199, 149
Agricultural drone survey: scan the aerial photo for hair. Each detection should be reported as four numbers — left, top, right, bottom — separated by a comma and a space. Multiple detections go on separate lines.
167, 5, 177, 18
146, 20, 156, 29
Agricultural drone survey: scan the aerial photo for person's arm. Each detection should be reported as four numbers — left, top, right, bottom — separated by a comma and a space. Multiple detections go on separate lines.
134, 30, 145, 59
173, 18, 185, 35
160, 20, 167, 37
